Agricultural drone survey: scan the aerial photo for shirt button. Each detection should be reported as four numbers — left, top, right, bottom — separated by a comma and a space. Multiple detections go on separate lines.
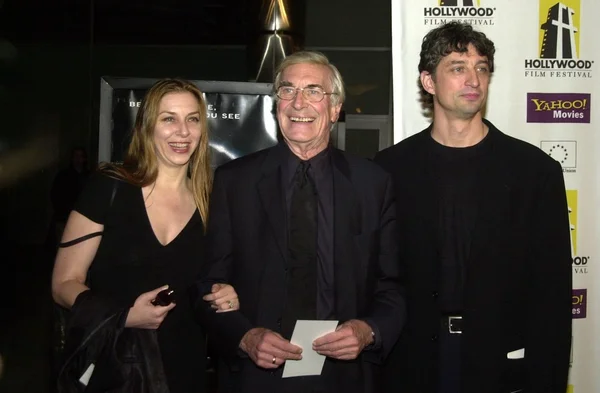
431, 291, 439, 298
431, 335, 438, 342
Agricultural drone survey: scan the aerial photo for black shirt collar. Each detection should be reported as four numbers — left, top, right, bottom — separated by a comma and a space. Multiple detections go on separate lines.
281, 143, 331, 187
428, 124, 492, 160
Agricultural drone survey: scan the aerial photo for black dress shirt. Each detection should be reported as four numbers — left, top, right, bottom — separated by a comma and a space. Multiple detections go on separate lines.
282, 144, 336, 319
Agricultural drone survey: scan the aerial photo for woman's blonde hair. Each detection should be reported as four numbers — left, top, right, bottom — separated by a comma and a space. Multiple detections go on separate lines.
101, 78, 211, 225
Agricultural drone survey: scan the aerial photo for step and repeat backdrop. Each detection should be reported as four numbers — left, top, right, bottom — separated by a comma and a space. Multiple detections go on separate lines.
392, 1, 598, 392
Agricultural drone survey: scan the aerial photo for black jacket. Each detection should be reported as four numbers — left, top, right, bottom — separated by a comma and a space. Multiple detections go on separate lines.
194, 145, 406, 393
57, 290, 170, 393
375, 120, 572, 393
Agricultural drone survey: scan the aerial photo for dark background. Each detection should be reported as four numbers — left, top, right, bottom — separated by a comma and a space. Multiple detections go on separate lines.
0, 0, 392, 391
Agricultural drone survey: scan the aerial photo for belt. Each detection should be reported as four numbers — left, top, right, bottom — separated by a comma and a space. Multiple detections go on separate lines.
441, 315, 463, 334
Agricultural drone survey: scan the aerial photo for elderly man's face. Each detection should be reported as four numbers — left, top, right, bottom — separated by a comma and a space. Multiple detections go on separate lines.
276, 63, 342, 155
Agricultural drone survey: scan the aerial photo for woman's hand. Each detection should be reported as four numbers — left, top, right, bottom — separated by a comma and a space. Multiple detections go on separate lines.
125, 286, 176, 329
202, 283, 240, 313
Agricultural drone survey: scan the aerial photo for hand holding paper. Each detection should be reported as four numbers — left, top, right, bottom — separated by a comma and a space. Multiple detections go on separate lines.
240, 327, 302, 369
282, 320, 339, 378
312, 319, 374, 360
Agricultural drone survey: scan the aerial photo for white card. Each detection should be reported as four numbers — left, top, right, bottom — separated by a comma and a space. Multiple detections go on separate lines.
282, 320, 339, 378
79, 363, 95, 386
507, 348, 525, 359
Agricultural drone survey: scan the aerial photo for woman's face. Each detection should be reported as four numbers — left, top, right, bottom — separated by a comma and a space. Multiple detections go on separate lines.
152, 92, 202, 170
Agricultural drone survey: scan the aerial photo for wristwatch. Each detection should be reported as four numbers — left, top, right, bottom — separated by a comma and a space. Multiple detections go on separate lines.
364, 330, 376, 350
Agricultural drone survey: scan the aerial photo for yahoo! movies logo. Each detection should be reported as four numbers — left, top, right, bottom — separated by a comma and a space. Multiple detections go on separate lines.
527, 93, 590, 123
424, 0, 496, 26
525, 0, 593, 78
572, 289, 586, 318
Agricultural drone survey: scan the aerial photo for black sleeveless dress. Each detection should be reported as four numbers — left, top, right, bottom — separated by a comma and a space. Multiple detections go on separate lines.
74, 173, 207, 393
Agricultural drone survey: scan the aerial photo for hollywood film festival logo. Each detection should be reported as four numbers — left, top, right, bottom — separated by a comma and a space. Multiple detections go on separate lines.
424, 0, 496, 26
566, 190, 589, 275
525, 0, 594, 78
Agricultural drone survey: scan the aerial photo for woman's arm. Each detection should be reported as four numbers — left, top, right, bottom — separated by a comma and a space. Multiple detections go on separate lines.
51, 210, 102, 308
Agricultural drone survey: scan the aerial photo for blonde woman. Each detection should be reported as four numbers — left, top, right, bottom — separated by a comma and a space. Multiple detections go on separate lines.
52, 79, 238, 393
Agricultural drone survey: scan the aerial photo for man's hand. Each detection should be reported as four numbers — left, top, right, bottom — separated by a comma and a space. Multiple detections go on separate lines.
239, 327, 303, 369
312, 319, 374, 360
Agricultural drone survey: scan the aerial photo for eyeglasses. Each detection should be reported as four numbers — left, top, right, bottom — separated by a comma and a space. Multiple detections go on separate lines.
276, 86, 337, 103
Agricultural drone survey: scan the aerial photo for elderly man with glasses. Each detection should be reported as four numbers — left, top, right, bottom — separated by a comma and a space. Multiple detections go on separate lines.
194, 51, 406, 393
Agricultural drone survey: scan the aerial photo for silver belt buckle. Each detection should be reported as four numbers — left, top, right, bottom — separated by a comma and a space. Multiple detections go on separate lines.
448, 316, 462, 334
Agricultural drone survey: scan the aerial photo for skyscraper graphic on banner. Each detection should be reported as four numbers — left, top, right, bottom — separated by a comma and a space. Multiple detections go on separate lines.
540, 1, 579, 58
566, 190, 577, 257
440, 0, 477, 5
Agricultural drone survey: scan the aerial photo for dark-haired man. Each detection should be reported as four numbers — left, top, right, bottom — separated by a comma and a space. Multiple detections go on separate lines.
376, 22, 572, 393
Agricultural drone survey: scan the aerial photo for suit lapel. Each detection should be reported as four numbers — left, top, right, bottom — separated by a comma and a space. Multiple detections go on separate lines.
407, 129, 440, 250
467, 131, 511, 266
420, 145, 442, 256
257, 147, 288, 265
331, 150, 360, 319
408, 133, 442, 288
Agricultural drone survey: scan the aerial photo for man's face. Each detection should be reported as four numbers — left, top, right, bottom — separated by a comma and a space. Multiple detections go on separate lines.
421, 43, 491, 120
276, 63, 342, 153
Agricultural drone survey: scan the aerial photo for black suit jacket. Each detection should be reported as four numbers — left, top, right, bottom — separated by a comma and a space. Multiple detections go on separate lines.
374, 120, 572, 393
195, 144, 405, 393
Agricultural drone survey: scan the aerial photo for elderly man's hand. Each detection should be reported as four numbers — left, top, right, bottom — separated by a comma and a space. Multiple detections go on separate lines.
312, 319, 374, 360
239, 328, 303, 369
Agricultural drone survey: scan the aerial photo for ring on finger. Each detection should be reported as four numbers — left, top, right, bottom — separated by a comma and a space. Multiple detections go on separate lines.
272, 356, 276, 365
227, 300, 234, 309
